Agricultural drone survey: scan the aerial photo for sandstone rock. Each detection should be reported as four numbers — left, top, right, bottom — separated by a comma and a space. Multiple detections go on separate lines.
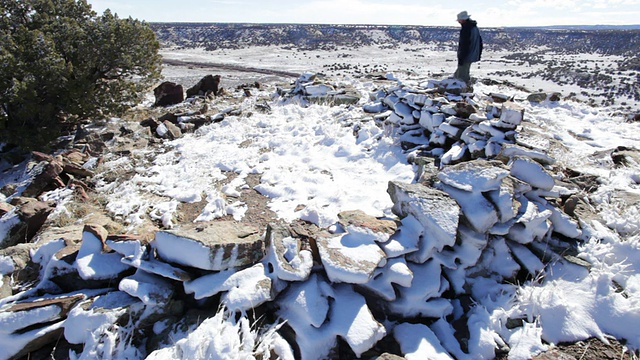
2, 293, 85, 330
140, 117, 160, 131
263, 223, 313, 282
154, 222, 264, 271
527, 92, 548, 102
0, 202, 13, 217
360, 257, 413, 301
493, 102, 525, 130
0, 242, 36, 272
507, 198, 552, 244
394, 323, 451, 360
186, 74, 221, 98
317, 230, 386, 284
0, 293, 86, 359
375, 353, 406, 360
388, 260, 452, 318
119, 270, 175, 306
22, 160, 64, 198
387, 181, 459, 263
611, 146, 640, 167
62, 160, 94, 178
438, 182, 499, 234
160, 120, 183, 140
2, 199, 56, 247
498, 143, 556, 165
548, 92, 562, 101
454, 102, 478, 118
154, 81, 184, 106
337, 210, 398, 237
0, 275, 11, 299
63, 149, 88, 165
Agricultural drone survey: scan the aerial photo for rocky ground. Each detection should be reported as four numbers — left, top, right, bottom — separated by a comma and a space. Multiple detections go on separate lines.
1, 66, 640, 359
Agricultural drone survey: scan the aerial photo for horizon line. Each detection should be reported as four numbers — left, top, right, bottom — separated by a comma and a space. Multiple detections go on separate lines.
147, 21, 640, 30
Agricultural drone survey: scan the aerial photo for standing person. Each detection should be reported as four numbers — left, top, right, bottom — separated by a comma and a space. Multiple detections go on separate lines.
454, 11, 483, 84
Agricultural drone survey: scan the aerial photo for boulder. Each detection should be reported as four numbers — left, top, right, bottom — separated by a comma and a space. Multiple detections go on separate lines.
22, 159, 64, 198
2, 198, 56, 247
158, 120, 183, 140
154, 81, 184, 106
387, 181, 460, 263
154, 222, 264, 271
526, 92, 548, 102
186, 75, 221, 98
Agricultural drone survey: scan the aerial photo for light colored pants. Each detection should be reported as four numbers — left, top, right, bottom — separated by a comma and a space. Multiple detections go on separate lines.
454, 62, 472, 83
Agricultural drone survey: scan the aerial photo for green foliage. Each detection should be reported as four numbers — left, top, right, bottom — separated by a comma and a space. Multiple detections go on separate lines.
0, 0, 162, 150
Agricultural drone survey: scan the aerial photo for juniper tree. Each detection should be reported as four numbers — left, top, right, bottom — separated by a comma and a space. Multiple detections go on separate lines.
0, 0, 162, 150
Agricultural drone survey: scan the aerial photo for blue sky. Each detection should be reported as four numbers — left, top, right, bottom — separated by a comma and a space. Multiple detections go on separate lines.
86, 0, 640, 27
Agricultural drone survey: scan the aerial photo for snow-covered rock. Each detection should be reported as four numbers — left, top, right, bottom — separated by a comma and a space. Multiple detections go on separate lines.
317, 226, 387, 284
154, 222, 264, 271
387, 181, 460, 263
75, 225, 131, 281
263, 223, 313, 282
394, 322, 453, 360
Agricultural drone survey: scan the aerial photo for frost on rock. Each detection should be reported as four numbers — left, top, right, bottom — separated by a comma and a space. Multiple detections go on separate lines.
146, 307, 295, 360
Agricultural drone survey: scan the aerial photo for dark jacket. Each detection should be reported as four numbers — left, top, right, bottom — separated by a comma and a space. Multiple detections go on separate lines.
457, 20, 483, 64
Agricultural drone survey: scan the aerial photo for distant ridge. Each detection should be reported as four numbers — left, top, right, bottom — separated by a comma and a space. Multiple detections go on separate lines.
510, 24, 640, 30
152, 23, 640, 56
150, 22, 640, 31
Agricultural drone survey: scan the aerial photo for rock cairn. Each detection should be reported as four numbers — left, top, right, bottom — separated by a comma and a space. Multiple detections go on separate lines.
0, 74, 607, 359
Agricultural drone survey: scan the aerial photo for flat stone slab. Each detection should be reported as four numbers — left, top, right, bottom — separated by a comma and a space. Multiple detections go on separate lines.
154, 221, 264, 271
317, 229, 386, 285
387, 181, 460, 263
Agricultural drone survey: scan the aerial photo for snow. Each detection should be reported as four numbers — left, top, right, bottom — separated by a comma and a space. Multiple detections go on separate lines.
0, 255, 14, 275
394, 322, 453, 360
76, 229, 131, 281
278, 278, 386, 359
102, 103, 414, 230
